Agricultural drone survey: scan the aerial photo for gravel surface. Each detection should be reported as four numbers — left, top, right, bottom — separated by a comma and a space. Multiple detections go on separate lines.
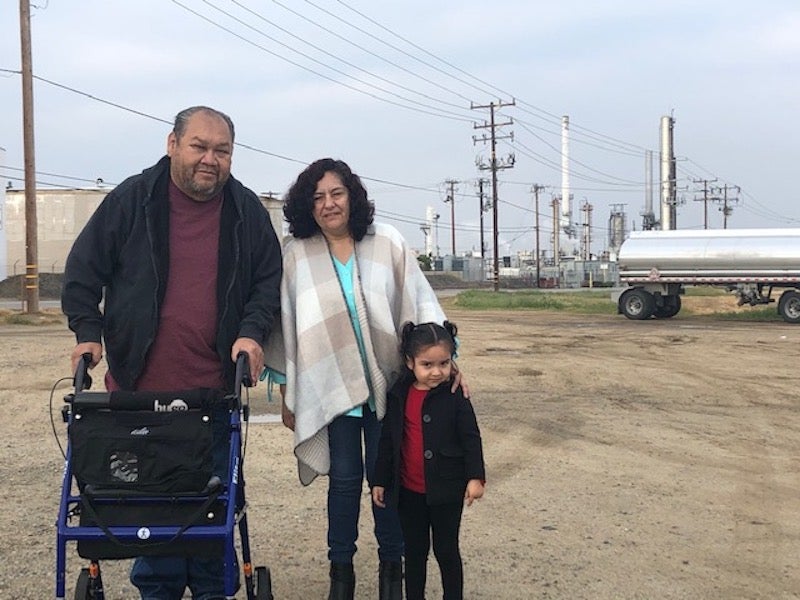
2, 299, 798, 598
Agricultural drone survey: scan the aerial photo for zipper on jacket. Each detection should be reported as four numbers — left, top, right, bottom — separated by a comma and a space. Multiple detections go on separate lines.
143, 196, 160, 353
219, 214, 241, 332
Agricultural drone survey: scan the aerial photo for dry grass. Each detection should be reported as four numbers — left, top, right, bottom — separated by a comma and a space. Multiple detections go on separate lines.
0, 308, 66, 326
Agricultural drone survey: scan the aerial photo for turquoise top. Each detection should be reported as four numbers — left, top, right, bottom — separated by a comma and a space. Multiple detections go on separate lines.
334, 255, 375, 417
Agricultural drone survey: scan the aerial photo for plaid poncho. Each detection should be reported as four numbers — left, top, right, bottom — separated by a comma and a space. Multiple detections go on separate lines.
264, 223, 446, 485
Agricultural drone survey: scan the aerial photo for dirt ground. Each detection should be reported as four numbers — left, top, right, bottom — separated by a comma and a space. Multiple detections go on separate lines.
1, 295, 798, 599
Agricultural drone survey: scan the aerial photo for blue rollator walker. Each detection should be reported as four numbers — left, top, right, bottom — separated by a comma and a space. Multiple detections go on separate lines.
55, 352, 273, 599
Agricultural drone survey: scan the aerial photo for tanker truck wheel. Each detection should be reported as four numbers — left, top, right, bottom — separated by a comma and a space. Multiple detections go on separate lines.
654, 295, 681, 319
620, 289, 655, 320
778, 290, 800, 323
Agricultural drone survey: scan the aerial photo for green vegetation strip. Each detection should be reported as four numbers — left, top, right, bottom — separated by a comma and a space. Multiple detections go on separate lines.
451, 289, 782, 321
453, 290, 617, 314
710, 308, 779, 321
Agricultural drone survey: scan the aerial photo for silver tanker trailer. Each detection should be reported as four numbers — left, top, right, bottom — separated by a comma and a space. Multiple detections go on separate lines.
614, 228, 800, 323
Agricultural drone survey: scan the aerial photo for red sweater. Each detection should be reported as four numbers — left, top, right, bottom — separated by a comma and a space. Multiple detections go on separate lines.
400, 386, 427, 493
107, 181, 223, 391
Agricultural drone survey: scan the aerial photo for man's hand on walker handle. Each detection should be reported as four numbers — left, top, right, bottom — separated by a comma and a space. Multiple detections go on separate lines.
71, 342, 102, 375
232, 337, 263, 385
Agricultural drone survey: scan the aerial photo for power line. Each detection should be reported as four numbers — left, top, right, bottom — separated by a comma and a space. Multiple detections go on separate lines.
512, 121, 644, 186
0, 165, 116, 186
258, 0, 477, 107
169, 0, 474, 123
316, 0, 496, 100
0, 69, 449, 193
331, 1, 653, 156
3, 1, 792, 236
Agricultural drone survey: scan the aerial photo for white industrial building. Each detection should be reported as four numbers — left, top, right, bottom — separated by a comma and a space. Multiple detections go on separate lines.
1, 185, 285, 282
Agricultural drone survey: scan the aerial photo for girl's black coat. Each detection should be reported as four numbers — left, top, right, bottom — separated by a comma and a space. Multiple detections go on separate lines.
373, 374, 485, 506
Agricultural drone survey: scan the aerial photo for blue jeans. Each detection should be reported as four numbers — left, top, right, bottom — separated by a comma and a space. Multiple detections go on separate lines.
130, 407, 236, 599
327, 408, 404, 564
129, 556, 226, 600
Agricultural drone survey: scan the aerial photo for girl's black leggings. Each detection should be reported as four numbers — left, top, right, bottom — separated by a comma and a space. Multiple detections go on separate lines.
398, 487, 464, 600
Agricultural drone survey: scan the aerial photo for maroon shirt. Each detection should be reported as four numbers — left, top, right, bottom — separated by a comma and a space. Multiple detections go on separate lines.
107, 181, 223, 392
400, 385, 427, 493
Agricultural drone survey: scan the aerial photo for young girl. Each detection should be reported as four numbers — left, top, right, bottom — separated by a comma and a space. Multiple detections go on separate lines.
372, 321, 485, 600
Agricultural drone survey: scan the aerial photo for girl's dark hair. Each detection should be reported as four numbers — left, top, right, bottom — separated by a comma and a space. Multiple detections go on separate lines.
283, 158, 375, 240
400, 321, 458, 362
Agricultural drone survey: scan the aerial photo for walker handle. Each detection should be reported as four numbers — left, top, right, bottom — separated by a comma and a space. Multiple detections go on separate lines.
235, 351, 252, 389
74, 352, 93, 391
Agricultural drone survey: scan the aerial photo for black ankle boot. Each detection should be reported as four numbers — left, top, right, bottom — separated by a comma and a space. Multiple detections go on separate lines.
328, 562, 355, 600
378, 560, 403, 600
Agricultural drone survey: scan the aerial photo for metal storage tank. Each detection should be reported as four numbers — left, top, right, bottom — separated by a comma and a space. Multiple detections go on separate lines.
618, 228, 800, 278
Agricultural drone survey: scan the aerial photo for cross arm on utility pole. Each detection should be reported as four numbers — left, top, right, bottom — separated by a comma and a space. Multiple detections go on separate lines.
711, 184, 741, 229
692, 177, 718, 230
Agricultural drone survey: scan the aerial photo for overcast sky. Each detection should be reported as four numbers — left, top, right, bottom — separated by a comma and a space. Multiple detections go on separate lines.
2, 0, 799, 256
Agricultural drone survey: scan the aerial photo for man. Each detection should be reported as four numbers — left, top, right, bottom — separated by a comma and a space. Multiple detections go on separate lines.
61, 106, 282, 599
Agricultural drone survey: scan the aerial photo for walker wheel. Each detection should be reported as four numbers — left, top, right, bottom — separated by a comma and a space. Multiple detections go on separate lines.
74, 566, 103, 599
255, 566, 273, 600
74, 568, 91, 600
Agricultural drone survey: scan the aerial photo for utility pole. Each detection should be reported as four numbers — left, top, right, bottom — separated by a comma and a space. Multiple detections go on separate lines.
531, 184, 545, 287
660, 115, 677, 230
433, 213, 440, 258
714, 184, 741, 229
443, 179, 458, 256
472, 99, 515, 291
19, 0, 39, 312
642, 149, 657, 230
476, 178, 489, 260
551, 196, 560, 265
693, 178, 718, 230
580, 200, 593, 260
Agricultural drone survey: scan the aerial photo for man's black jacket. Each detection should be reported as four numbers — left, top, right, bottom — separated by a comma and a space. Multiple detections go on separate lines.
61, 155, 282, 390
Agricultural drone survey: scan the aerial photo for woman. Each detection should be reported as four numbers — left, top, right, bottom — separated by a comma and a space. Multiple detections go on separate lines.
264, 158, 462, 600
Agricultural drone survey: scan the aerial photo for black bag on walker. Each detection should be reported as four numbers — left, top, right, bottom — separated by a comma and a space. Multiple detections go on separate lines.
67, 389, 227, 558
69, 404, 213, 494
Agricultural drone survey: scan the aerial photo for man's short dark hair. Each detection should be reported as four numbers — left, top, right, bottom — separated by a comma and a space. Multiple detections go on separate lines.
173, 106, 235, 142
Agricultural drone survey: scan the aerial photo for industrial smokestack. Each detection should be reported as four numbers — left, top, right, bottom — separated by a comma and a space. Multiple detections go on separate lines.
642, 149, 655, 230
561, 115, 571, 233
659, 115, 676, 230
425, 205, 441, 257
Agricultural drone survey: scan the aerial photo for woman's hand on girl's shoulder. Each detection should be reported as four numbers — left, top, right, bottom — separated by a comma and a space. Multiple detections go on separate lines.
450, 362, 470, 397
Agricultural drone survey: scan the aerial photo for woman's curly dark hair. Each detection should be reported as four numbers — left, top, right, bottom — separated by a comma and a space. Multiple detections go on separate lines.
283, 158, 375, 240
